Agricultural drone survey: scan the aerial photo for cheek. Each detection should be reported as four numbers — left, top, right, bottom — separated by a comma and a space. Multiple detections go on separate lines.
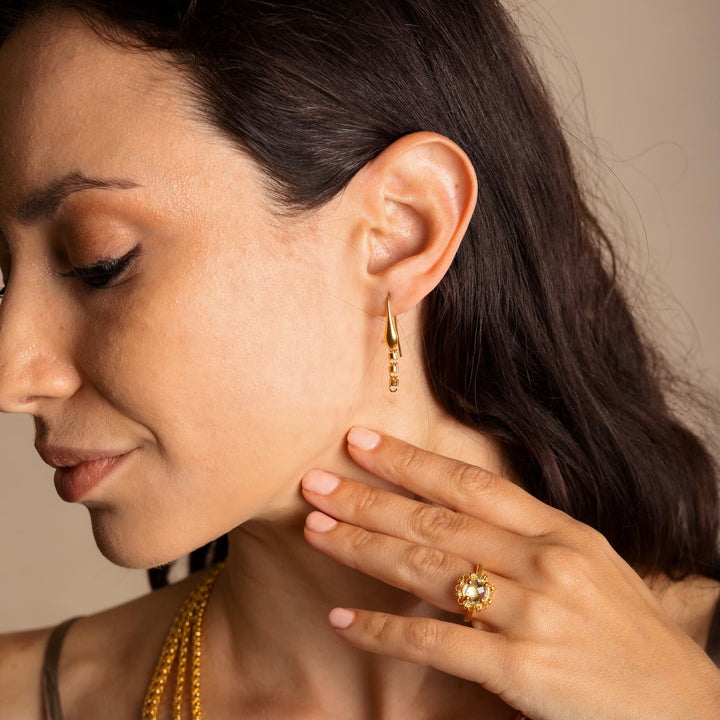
75, 239, 365, 557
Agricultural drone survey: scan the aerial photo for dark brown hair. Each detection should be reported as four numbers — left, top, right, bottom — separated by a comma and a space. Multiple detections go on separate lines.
1, 0, 718, 589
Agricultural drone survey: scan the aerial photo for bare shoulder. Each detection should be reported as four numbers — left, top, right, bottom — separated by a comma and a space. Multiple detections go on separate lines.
0, 568, 208, 720
647, 573, 720, 649
0, 625, 53, 719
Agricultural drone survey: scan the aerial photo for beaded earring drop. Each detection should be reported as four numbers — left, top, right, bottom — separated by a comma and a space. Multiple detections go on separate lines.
384, 294, 402, 391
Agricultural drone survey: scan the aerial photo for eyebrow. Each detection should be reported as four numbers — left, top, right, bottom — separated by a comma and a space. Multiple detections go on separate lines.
13, 171, 141, 224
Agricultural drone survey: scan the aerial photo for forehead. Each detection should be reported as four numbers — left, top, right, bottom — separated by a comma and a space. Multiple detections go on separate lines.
0, 9, 199, 216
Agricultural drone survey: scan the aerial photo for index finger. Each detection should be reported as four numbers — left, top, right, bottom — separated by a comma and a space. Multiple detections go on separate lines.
345, 426, 567, 536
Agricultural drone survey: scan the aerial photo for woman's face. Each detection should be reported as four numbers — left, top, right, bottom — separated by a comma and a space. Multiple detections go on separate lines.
0, 12, 377, 567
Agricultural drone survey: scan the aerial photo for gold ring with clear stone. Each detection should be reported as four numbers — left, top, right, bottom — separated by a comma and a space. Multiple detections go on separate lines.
455, 563, 495, 622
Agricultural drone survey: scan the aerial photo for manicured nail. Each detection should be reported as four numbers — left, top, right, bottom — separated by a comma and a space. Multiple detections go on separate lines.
329, 607, 356, 629
305, 511, 338, 533
302, 469, 340, 495
347, 426, 381, 451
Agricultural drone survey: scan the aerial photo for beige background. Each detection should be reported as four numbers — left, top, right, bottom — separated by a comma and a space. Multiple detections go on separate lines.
1, 0, 718, 632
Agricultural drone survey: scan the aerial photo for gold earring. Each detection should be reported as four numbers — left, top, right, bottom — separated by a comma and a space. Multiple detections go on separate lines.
384, 294, 402, 392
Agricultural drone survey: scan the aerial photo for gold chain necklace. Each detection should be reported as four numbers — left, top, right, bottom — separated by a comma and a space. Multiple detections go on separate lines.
142, 561, 226, 720
140, 559, 529, 720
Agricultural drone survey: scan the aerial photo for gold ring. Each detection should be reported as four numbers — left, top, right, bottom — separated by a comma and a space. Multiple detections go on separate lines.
455, 563, 495, 622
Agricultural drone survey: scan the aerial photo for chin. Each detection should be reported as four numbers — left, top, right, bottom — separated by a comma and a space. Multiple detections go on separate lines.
88, 508, 198, 570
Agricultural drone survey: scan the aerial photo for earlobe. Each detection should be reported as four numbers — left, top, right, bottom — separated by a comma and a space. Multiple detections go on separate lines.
355, 131, 478, 315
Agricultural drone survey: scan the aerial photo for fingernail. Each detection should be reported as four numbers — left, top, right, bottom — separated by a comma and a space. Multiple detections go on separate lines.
347, 426, 381, 451
302, 469, 340, 495
329, 607, 356, 629
305, 511, 338, 533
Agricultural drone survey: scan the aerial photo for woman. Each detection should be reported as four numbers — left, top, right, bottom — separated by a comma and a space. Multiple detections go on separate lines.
0, 1, 718, 718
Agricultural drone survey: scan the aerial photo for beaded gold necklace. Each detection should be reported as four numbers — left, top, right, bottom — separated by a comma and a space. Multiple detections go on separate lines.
142, 561, 226, 720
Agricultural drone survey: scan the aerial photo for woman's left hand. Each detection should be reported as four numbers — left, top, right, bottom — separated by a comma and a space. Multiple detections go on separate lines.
301, 427, 720, 720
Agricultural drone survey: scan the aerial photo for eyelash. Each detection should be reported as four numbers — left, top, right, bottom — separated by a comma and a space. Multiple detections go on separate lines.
58, 245, 141, 289
0, 244, 141, 298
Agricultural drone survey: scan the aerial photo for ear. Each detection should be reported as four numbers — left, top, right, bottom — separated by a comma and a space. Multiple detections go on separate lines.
345, 131, 477, 316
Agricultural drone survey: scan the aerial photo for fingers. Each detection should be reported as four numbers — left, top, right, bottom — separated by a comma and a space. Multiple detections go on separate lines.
301, 469, 528, 573
304, 509, 517, 628
344, 426, 568, 535
326, 608, 514, 698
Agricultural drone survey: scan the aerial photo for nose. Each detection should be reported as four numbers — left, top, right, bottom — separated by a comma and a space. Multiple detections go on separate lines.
0, 275, 81, 414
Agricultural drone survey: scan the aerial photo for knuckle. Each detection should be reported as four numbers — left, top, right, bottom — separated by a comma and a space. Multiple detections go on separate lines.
369, 612, 395, 644
402, 543, 449, 578
450, 463, 493, 501
517, 589, 554, 638
404, 618, 439, 656
347, 527, 374, 556
390, 442, 422, 480
551, 512, 611, 557
534, 542, 588, 590
352, 483, 381, 517
408, 503, 465, 543
576, 523, 612, 554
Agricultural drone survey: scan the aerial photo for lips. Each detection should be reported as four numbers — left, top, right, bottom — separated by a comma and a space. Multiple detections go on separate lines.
37, 444, 136, 470
52, 449, 136, 502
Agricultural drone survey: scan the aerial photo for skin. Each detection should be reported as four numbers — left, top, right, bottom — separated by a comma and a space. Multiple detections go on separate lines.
0, 10, 718, 720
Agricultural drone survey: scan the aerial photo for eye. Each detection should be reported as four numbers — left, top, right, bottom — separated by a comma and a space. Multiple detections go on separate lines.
0, 244, 141, 299
57, 244, 141, 290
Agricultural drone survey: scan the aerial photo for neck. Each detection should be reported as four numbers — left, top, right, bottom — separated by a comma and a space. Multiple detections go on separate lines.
202, 409, 516, 718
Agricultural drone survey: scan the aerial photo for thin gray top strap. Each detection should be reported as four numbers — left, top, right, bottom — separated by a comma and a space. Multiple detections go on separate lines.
41, 616, 83, 720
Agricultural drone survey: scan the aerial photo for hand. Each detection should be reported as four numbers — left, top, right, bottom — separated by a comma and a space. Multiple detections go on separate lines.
301, 427, 720, 720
